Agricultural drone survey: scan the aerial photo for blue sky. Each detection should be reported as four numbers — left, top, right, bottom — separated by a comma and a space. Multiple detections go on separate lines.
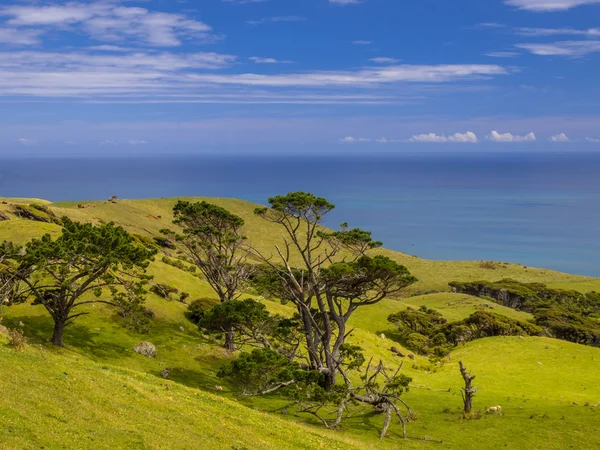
1, 0, 600, 155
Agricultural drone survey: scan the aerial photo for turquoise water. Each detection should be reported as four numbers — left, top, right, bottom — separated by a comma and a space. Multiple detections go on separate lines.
1, 152, 599, 276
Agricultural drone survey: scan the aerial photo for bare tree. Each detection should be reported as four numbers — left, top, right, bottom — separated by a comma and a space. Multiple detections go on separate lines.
459, 361, 477, 413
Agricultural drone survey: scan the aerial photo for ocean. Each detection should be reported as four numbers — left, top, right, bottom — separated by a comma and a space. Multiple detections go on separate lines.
1, 152, 599, 277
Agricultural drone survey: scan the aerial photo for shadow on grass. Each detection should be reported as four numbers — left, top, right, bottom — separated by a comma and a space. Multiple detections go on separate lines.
4, 314, 127, 359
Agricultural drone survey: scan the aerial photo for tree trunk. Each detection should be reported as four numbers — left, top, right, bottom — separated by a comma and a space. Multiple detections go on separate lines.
225, 328, 235, 352
459, 361, 476, 413
51, 319, 66, 347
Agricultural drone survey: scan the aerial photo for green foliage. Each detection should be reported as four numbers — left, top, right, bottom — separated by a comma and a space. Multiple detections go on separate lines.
389, 308, 542, 356
200, 299, 271, 335
150, 282, 179, 300
163, 200, 249, 306
12, 204, 62, 225
162, 256, 197, 273
254, 191, 335, 221
534, 307, 600, 346
217, 348, 305, 395
9, 217, 156, 345
184, 297, 220, 324
450, 279, 600, 347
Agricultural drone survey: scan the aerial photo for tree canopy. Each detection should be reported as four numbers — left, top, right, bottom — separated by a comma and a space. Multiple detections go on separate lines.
5, 218, 156, 346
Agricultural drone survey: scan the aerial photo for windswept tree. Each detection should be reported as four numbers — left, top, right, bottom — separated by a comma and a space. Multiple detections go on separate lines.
5, 218, 156, 346
252, 192, 417, 390
0, 241, 21, 316
162, 201, 250, 351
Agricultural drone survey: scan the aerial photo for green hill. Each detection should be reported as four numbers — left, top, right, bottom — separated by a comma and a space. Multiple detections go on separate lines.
1, 196, 599, 449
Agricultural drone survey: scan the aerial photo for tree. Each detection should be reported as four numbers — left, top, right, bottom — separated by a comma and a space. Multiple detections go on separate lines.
252, 192, 417, 390
459, 361, 476, 413
0, 241, 21, 317
163, 201, 250, 351
6, 218, 156, 346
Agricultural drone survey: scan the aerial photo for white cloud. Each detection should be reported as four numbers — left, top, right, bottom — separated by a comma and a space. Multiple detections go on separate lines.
0, 27, 43, 45
549, 133, 569, 142
0, 52, 509, 99
505, 0, 600, 11
376, 137, 389, 143
585, 137, 600, 143
486, 51, 520, 58
339, 136, 371, 143
246, 16, 305, 25
249, 56, 292, 64
222, 0, 267, 4
409, 131, 479, 143
352, 40, 372, 45
487, 131, 537, 142
192, 65, 509, 87
478, 22, 506, 28
0, 2, 216, 47
370, 57, 399, 64
129, 139, 149, 145
18, 137, 35, 145
516, 41, 600, 57
515, 27, 600, 37
88, 45, 135, 52
330, 0, 362, 5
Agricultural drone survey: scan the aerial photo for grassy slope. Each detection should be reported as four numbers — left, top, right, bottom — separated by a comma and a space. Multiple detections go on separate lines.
6, 196, 592, 292
0, 336, 366, 450
1, 197, 599, 449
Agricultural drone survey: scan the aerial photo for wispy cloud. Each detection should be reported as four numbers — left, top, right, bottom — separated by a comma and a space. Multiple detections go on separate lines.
549, 132, 570, 142
340, 136, 371, 143
408, 131, 479, 143
505, 0, 600, 12
370, 57, 399, 64
222, 0, 268, 4
246, 16, 305, 25
486, 51, 520, 58
18, 137, 36, 145
516, 40, 600, 57
0, 2, 216, 47
353, 40, 372, 45
249, 56, 292, 64
585, 137, 600, 143
330, 0, 363, 5
515, 27, 600, 37
0, 27, 43, 45
487, 130, 537, 142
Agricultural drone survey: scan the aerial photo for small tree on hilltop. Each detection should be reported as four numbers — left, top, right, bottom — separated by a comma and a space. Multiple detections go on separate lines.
252, 192, 417, 390
6, 218, 156, 346
162, 201, 250, 351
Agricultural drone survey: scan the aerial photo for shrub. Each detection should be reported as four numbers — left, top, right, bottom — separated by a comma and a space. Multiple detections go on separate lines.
8, 328, 26, 351
185, 298, 220, 324
150, 283, 179, 300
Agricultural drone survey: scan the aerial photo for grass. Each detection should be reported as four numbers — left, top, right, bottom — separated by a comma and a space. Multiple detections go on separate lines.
0, 335, 367, 450
1, 196, 599, 449
4, 196, 595, 293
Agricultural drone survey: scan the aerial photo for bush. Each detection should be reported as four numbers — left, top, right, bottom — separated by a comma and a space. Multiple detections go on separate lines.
185, 298, 220, 324
389, 309, 543, 356
150, 283, 179, 300
449, 279, 600, 348
8, 328, 26, 351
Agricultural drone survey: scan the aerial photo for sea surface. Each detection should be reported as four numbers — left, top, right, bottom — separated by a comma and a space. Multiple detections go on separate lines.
1, 152, 599, 277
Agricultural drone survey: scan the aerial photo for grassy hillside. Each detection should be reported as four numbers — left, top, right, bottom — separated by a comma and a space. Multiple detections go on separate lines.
1, 197, 594, 293
0, 336, 367, 450
1, 196, 599, 449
